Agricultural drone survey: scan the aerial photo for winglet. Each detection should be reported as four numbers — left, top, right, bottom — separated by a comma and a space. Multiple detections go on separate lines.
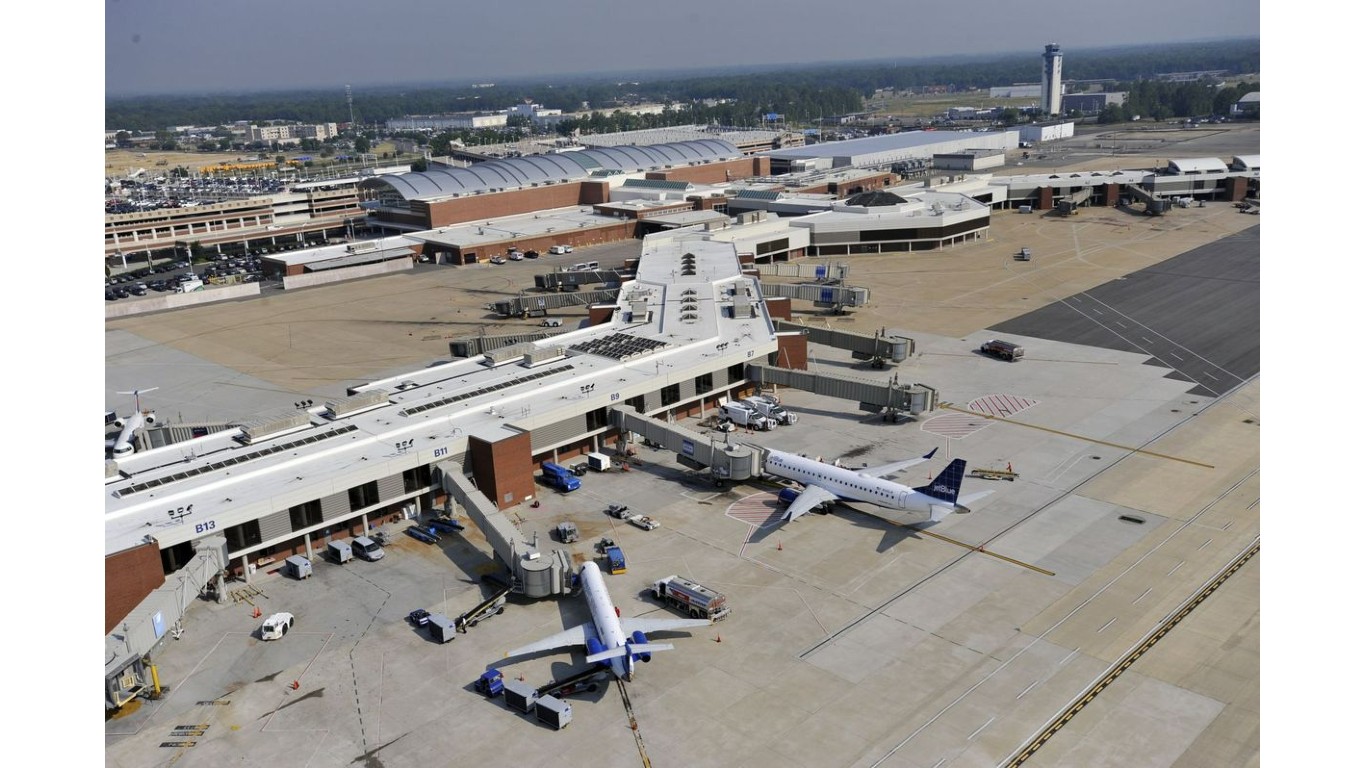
922, 447, 938, 460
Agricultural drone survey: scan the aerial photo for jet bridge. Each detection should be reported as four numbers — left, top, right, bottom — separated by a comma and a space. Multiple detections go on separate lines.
435, 461, 573, 598
759, 282, 869, 310
449, 331, 561, 358
773, 320, 912, 367
606, 406, 762, 483
752, 262, 850, 281
533, 270, 628, 291
745, 363, 937, 419
487, 289, 620, 317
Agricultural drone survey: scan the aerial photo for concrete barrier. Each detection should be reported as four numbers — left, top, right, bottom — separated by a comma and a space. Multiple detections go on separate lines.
104, 283, 261, 319
282, 259, 413, 290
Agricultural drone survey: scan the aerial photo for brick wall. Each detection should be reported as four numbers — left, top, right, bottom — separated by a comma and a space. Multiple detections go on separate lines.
106, 543, 166, 634
765, 296, 792, 320
774, 332, 808, 370
469, 431, 535, 510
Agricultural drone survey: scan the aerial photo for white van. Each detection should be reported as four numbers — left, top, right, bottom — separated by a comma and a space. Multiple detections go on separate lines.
352, 536, 385, 561
585, 260, 599, 271
570, 262, 590, 272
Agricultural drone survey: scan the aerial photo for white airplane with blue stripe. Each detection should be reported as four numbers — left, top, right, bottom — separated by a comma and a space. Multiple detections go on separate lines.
765, 447, 992, 523
504, 561, 710, 681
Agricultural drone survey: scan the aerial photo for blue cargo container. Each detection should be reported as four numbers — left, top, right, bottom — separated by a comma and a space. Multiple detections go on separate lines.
604, 545, 627, 575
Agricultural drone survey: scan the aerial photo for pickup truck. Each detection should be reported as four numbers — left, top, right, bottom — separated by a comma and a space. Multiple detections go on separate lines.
627, 514, 659, 531
606, 503, 631, 519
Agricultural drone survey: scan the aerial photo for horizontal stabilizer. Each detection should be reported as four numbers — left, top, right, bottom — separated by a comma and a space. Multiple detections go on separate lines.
586, 642, 674, 663
954, 490, 993, 512
929, 505, 954, 523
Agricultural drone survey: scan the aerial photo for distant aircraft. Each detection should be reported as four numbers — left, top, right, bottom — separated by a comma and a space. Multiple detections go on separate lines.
504, 561, 711, 681
763, 447, 991, 523
107, 387, 159, 459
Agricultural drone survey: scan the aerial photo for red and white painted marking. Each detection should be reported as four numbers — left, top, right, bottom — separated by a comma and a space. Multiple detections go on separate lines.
921, 413, 991, 439
966, 394, 1038, 419
726, 492, 788, 529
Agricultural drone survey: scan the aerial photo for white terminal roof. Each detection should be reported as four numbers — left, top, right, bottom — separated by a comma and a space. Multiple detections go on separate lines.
766, 130, 1013, 160
104, 233, 775, 557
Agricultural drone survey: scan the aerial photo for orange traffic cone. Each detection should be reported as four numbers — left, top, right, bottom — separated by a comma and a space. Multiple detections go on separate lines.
291, 680, 299, 690
1007, 462, 1013, 473
252, 606, 261, 618
777, 540, 783, 551
714, 634, 722, 643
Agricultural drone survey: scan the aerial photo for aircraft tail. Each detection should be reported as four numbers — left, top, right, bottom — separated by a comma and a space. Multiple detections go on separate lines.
914, 459, 966, 504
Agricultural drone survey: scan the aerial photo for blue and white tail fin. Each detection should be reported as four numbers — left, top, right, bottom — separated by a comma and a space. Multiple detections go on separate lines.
915, 459, 966, 505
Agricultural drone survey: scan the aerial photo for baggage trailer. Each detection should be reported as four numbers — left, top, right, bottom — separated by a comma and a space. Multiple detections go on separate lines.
535, 696, 573, 730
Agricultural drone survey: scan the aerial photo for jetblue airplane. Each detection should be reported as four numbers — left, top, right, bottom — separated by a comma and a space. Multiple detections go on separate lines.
504, 561, 711, 681
764, 447, 991, 523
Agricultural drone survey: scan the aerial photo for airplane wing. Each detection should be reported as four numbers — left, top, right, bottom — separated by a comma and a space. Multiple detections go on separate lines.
784, 484, 840, 522
505, 622, 596, 659
860, 448, 938, 479
619, 617, 713, 635
587, 643, 676, 663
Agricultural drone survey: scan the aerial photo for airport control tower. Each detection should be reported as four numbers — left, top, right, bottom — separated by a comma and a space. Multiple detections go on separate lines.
1041, 43, 1063, 115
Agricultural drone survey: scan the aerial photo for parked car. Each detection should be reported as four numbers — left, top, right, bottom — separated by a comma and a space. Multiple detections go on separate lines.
490, 256, 506, 265
549, 245, 573, 254
508, 251, 523, 261
523, 250, 539, 259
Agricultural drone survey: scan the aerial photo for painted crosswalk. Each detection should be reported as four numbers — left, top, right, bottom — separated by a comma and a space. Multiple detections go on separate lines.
726, 492, 788, 529
967, 394, 1038, 419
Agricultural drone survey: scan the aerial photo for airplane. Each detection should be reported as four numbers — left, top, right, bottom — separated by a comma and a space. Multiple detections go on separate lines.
763, 447, 992, 524
107, 388, 160, 459
504, 561, 711, 681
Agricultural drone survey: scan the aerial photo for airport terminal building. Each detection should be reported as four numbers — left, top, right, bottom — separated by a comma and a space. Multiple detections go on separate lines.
105, 232, 782, 631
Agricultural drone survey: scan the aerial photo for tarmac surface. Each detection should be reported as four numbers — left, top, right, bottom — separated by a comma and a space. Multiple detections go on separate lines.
105, 135, 1259, 767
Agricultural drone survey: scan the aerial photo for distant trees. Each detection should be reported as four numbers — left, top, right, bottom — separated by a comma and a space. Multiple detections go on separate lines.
103, 39, 1258, 133
354, 135, 371, 154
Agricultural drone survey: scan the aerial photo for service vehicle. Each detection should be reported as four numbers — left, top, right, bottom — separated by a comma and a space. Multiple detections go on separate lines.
490, 256, 506, 265
720, 401, 776, 430
540, 461, 581, 492
603, 545, 627, 574
1015, 247, 1031, 261
555, 521, 580, 543
260, 612, 295, 640
407, 608, 432, 627
742, 396, 798, 425
508, 251, 524, 261
627, 514, 659, 531
979, 339, 1024, 362
586, 452, 613, 471
549, 244, 573, 254
352, 536, 384, 561
606, 503, 631, 519
652, 575, 731, 620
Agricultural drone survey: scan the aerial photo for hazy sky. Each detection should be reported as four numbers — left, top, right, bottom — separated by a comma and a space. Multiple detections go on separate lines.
105, 0, 1259, 96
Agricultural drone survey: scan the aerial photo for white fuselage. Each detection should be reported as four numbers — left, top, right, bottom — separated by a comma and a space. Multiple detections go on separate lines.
581, 561, 632, 680
766, 450, 932, 513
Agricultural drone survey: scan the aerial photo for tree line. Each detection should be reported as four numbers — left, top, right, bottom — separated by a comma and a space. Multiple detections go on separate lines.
106, 38, 1257, 132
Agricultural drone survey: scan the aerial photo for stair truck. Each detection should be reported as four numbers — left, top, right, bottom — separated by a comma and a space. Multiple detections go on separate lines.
652, 575, 731, 621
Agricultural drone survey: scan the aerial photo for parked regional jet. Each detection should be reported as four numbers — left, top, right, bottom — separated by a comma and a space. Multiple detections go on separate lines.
504, 561, 711, 681
764, 447, 991, 523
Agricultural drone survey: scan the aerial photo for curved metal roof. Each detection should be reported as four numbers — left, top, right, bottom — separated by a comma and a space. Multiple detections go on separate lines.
361, 139, 741, 201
